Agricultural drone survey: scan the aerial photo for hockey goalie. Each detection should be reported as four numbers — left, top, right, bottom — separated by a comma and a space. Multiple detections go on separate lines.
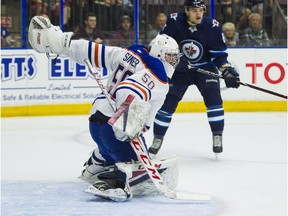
28, 16, 181, 201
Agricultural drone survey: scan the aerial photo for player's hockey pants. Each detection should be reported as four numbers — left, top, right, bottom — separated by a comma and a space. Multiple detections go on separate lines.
89, 112, 147, 163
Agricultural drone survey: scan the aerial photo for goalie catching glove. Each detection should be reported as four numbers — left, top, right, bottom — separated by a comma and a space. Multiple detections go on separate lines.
220, 64, 240, 88
28, 16, 74, 56
108, 95, 151, 142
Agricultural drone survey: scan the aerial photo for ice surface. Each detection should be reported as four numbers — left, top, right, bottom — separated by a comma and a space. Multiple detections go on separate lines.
1, 112, 287, 216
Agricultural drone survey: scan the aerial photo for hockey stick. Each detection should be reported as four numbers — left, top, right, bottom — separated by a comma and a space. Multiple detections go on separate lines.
188, 65, 288, 100
84, 59, 116, 112
85, 59, 211, 201
129, 135, 211, 201
109, 108, 211, 201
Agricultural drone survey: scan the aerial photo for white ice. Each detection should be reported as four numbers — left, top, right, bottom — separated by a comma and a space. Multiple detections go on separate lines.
1, 112, 287, 216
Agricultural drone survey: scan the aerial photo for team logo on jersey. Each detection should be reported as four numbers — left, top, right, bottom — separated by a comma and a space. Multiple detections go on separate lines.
180, 40, 203, 63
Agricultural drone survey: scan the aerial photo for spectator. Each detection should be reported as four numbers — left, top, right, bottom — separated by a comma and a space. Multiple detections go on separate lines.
235, 0, 273, 30
74, 13, 104, 44
95, 0, 114, 31
249, 0, 273, 17
123, 0, 133, 18
1, 26, 13, 47
111, 0, 125, 31
222, 22, 239, 46
30, 0, 49, 19
219, 0, 245, 21
54, 0, 72, 31
219, 0, 251, 30
239, 12, 270, 46
110, 15, 135, 47
147, 12, 167, 41
235, 7, 252, 30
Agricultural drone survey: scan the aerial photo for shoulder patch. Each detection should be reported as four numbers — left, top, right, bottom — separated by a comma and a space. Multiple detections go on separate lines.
170, 13, 178, 20
212, 19, 219, 28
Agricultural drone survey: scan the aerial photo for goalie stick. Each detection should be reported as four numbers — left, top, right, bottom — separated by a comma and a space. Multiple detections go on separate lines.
84, 59, 116, 112
129, 135, 211, 201
108, 94, 210, 201
85, 59, 211, 201
188, 65, 288, 100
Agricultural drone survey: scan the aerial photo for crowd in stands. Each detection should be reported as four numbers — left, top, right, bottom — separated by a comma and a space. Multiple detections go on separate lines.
1, 26, 14, 48
64, 0, 275, 47
1, 0, 287, 48
222, 12, 270, 46
219, 0, 273, 46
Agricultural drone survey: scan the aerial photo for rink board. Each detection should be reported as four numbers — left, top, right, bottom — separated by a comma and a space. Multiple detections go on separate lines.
1, 48, 287, 116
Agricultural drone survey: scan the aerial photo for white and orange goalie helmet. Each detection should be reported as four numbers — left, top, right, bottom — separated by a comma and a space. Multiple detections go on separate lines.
148, 34, 181, 79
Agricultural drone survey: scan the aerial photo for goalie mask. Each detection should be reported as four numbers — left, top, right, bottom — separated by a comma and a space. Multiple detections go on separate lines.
148, 34, 180, 79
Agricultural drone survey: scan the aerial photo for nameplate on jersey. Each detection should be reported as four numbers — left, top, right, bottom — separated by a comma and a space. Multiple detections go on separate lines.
123, 53, 140, 68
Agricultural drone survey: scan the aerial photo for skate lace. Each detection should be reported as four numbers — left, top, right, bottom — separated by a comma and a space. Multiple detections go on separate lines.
93, 181, 110, 191
213, 136, 222, 147
151, 138, 163, 149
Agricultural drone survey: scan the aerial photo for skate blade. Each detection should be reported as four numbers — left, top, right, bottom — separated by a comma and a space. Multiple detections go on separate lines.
84, 185, 128, 202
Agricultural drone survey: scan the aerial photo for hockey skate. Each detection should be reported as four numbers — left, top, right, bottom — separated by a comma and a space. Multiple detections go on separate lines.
148, 137, 164, 158
213, 135, 223, 158
84, 180, 132, 202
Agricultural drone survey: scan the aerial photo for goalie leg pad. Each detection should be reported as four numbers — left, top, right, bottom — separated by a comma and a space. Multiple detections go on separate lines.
79, 149, 117, 184
109, 95, 151, 141
116, 155, 179, 196
28, 16, 73, 56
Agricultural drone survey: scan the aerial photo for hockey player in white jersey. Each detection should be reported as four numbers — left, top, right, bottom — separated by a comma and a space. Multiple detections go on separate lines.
28, 16, 180, 201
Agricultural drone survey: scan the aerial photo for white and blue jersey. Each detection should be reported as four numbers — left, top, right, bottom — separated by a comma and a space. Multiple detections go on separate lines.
69, 40, 169, 129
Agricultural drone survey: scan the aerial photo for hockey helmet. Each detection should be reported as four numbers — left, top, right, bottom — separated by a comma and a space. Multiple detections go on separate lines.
148, 34, 180, 78
184, 0, 206, 9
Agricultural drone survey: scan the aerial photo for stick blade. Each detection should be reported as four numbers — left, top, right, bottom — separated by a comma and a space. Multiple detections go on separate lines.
163, 188, 211, 201
173, 191, 211, 201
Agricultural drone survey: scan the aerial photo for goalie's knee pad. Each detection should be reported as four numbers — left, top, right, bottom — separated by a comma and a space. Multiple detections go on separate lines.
80, 162, 117, 184
28, 16, 73, 56
79, 149, 117, 184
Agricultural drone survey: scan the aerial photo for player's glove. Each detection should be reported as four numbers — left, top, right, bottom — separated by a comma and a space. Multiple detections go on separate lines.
221, 67, 240, 88
28, 16, 73, 56
30, 16, 51, 29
